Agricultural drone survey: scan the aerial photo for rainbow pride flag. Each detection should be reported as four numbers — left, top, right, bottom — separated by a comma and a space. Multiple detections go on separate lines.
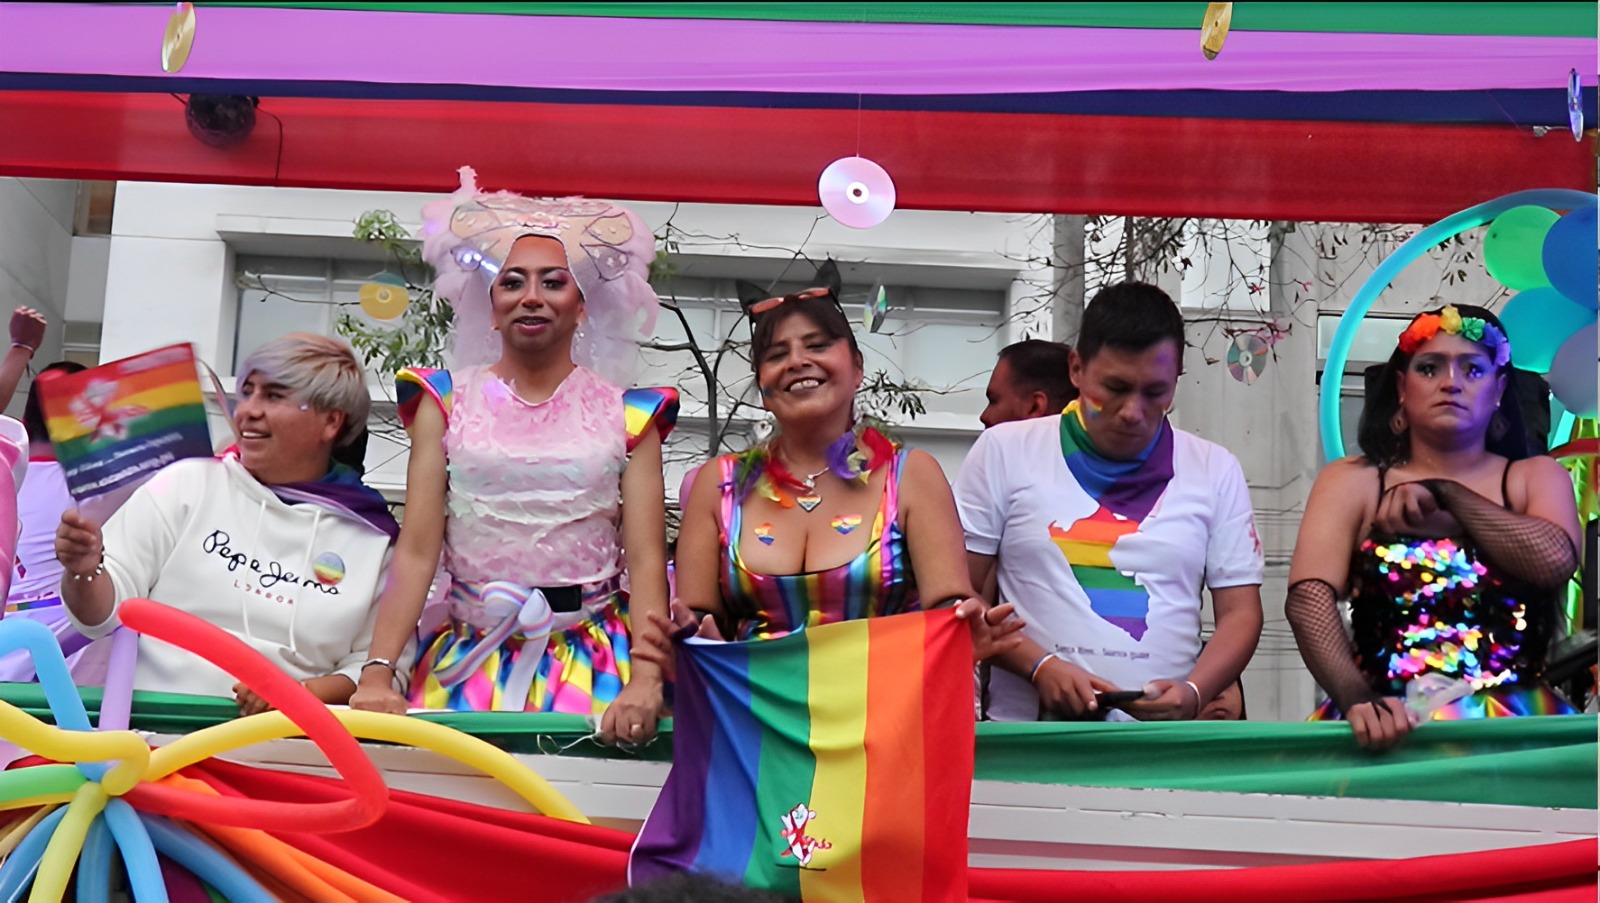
36, 344, 213, 499
630, 609, 973, 901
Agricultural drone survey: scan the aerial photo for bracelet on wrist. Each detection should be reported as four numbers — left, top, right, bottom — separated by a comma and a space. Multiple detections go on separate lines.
10, 342, 36, 354
360, 657, 396, 674
1182, 679, 1203, 715
1028, 651, 1056, 684
70, 554, 105, 582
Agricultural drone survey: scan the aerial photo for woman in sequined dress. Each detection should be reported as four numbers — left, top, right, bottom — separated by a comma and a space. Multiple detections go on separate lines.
1286, 304, 1582, 750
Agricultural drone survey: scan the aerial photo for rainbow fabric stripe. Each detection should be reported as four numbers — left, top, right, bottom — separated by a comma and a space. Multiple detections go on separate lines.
630, 609, 973, 901
1050, 400, 1174, 640
395, 367, 454, 428
37, 344, 212, 500
622, 387, 680, 452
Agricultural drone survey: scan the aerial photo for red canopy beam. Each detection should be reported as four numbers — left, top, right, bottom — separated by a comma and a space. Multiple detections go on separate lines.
0, 91, 1591, 222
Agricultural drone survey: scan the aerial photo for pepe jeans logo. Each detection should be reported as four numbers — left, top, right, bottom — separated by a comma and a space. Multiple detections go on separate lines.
203, 530, 341, 597
779, 804, 831, 868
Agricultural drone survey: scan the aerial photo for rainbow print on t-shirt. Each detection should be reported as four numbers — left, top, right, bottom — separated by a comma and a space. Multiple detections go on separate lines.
1048, 508, 1149, 640
1049, 399, 1175, 641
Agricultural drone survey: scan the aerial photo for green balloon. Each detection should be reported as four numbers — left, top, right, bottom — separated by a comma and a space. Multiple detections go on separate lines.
0, 763, 85, 805
1483, 205, 1558, 290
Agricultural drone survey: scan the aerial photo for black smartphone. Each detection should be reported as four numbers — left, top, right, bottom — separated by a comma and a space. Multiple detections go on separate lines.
1095, 690, 1147, 707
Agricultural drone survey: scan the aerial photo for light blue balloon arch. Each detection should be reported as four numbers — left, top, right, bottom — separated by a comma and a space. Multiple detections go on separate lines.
1319, 189, 1599, 462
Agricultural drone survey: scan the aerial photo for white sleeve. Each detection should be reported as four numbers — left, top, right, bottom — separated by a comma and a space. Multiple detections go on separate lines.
953, 429, 1005, 556
330, 547, 416, 692
64, 467, 186, 639
1204, 451, 1265, 589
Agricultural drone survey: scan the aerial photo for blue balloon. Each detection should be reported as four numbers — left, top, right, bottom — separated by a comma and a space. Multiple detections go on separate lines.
0, 619, 90, 733
1543, 207, 1599, 312
104, 799, 168, 903
1548, 323, 1598, 417
1497, 287, 1595, 373
142, 814, 274, 903
77, 817, 113, 903
0, 806, 66, 903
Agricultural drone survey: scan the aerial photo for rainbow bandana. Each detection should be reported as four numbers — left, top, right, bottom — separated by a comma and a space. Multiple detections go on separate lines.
1397, 305, 1512, 367
630, 609, 973, 901
1048, 400, 1175, 640
1057, 400, 1174, 521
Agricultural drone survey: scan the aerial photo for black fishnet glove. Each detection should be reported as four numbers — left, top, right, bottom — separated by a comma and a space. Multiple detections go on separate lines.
1285, 578, 1380, 715
1425, 480, 1579, 589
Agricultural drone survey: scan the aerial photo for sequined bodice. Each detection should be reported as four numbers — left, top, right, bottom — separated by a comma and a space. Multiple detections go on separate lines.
1348, 532, 1553, 694
443, 366, 627, 587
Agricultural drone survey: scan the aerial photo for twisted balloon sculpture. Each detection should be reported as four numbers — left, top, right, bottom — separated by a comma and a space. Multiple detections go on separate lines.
0, 598, 584, 901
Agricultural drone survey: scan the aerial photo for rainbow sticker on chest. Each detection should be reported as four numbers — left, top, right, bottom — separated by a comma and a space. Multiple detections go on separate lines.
830, 514, 862, 535
755, 523, 776, 545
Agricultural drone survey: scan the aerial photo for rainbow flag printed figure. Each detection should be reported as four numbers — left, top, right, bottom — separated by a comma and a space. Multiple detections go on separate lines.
1049, 508, 1149, 639
629, 609, 973, 902
1051, 399, 1174, 641
35, 344, 213, 500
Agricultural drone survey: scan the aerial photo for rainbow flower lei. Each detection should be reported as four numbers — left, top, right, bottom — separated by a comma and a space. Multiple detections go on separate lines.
1397, 305, 1512, 368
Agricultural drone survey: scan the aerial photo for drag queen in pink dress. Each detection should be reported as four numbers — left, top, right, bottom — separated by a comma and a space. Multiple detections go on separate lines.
350, 169, 675, 747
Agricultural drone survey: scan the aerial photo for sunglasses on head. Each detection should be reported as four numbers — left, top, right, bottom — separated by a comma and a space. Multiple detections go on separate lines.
746, 286, 840, 318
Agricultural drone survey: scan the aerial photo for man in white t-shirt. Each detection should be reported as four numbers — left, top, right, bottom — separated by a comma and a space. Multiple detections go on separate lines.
955, 282, 1263, 722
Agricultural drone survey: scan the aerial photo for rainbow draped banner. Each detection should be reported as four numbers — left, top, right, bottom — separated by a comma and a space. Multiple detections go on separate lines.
631, 609, 974, 901
0, 2, 1591, 222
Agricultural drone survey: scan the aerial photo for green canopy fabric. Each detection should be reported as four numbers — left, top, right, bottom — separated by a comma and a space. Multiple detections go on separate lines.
5, 685, 1590, 810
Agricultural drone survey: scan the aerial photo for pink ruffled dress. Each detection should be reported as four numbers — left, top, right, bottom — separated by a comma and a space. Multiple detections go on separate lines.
397, 365, 675, 712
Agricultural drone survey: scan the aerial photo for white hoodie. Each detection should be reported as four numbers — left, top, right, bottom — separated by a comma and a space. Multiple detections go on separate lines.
65, 457, 402, 699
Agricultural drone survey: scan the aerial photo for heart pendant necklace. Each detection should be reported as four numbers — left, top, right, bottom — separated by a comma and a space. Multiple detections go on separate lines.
794, 465, 828, 512
767, 444, 832, 513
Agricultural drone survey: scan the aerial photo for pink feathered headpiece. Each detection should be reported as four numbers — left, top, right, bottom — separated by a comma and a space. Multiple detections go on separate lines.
419, 167, 659, 387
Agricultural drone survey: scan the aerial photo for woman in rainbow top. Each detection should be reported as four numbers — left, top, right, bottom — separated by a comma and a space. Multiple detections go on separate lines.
349, 169, 676, 747
1287, 304, 1582, 750
667, 273, 1017, 652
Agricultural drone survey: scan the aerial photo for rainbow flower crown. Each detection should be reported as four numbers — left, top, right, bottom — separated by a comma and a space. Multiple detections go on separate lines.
1397, 306, 1512, 368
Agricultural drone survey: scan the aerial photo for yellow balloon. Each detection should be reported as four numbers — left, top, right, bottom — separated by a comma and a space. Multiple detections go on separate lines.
33, 783, 107, 903
147, 710, 587, 823
0, 793, 78, 814
0, 701, 147, 796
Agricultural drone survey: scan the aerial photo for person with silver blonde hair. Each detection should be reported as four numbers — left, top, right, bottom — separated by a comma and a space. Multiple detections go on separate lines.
55, 332, 406, 711
236, 332, 371, 450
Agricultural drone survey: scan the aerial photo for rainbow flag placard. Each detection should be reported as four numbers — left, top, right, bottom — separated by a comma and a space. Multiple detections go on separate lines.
36, 343, 212, 500
630, 609, 973, 901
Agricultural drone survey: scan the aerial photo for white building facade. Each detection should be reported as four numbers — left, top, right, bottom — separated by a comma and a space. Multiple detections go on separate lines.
4, 176, 1514, 721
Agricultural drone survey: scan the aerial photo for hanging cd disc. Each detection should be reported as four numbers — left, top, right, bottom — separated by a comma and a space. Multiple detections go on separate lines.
864, 284, 889, 333
359, 274, 410, 321
1568, 68, 1584, 141
1227, 334, 1269, 384
818, 156, 896, 229
163, 3, 196, 74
